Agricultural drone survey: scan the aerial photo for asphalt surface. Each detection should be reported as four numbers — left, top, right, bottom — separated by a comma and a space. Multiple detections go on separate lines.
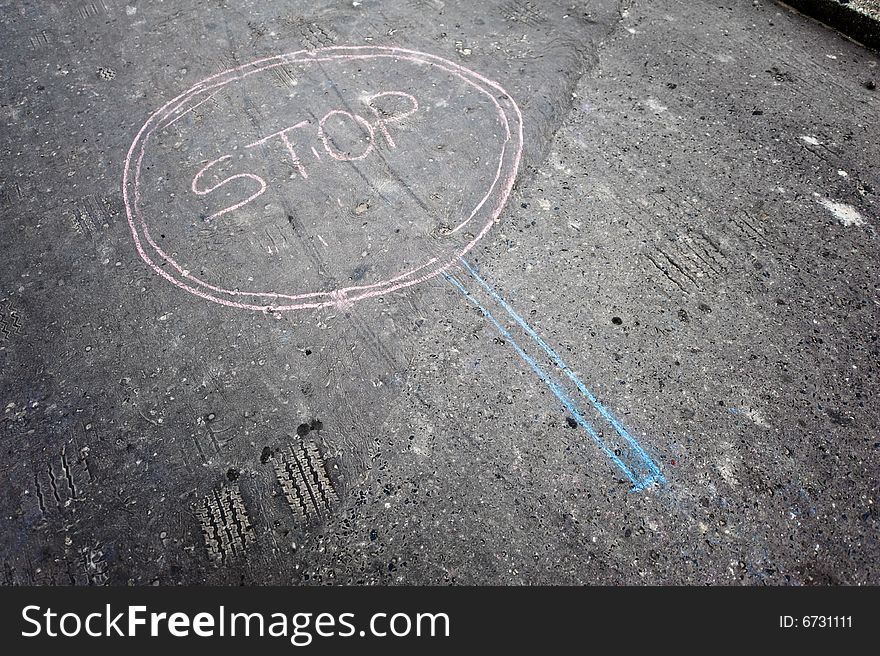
0, 0, 877, 585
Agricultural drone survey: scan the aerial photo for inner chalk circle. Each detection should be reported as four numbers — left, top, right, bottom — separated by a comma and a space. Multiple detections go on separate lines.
123, 46, 523, 312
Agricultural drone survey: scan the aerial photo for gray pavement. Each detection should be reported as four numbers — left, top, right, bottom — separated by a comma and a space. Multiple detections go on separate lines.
0, 0, 877, 585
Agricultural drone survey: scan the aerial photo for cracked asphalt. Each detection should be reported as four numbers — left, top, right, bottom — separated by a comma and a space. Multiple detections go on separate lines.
1, 0, 878, 585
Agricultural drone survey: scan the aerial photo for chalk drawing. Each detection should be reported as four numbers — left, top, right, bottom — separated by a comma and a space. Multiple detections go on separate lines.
446, 259, 665, 491
317, 110, 375, 161
190, 155, 268, 222
122, 46, 664, 491
365, 91, 419, 149
245, 120, 312, 179
123, 46, 522, 311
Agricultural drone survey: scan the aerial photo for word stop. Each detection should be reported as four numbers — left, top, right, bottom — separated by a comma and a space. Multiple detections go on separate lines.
190, 91, 419, 221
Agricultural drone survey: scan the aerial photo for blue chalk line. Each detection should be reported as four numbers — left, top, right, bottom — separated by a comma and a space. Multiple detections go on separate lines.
446, 258, 665, 491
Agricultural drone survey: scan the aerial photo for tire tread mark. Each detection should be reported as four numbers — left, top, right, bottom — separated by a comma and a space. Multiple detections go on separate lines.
47, 463, 62, 508
274, 455, 309, 522
730, 211, 771, 246
274, 442, 338, 525
61, 444, 78, 501
290, 447, 323, 517
0, 299, 23, 341
305, 442, 339, 506
658, 248, 700, 288
3, 562, 15, 586
197, 485, 254, 564
644, 251, 689, 294
34, 470, 46, 515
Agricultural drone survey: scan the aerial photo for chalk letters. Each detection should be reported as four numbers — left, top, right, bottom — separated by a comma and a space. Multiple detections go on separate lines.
191, 91, 418, 220
191, 155, 267, 221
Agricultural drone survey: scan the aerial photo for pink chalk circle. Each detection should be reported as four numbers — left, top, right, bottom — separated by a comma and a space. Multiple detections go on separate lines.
122, 46, 523, 312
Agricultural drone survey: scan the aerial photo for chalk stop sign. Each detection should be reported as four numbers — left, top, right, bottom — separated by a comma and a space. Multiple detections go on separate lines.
123, 46, 523, 311
123, 46, 664, 490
